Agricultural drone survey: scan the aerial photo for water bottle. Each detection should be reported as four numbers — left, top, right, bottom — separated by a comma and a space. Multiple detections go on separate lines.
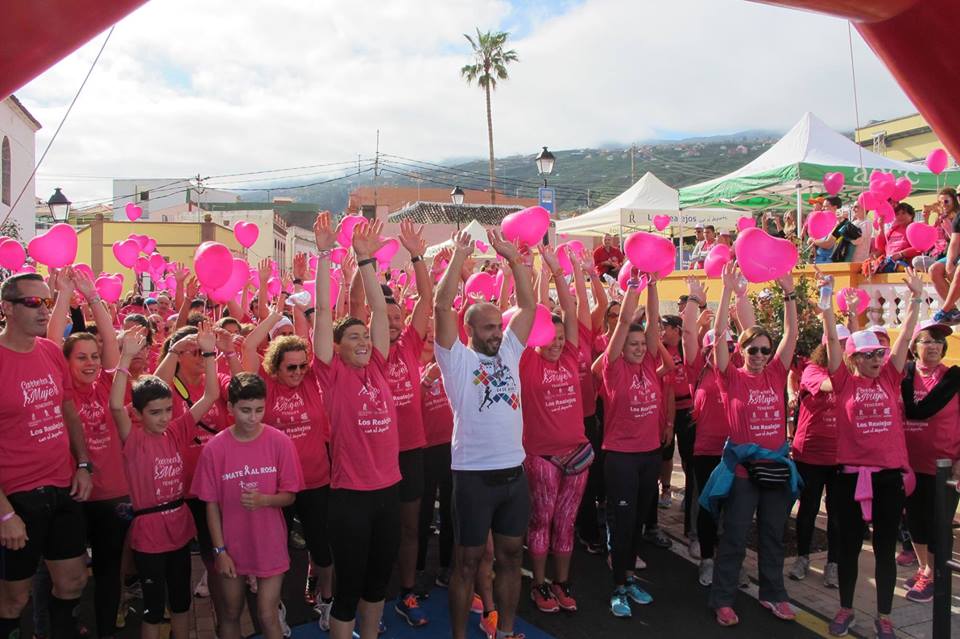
818, 275, 834, 311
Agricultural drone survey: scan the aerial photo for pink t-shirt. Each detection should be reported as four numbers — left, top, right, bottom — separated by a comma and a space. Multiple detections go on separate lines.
577, 323, 598, 418
315, 350, 402, 491
520, 342, 586, 456
0, 338, 76, 495
903, 364, 960, 475
73, 371, 129, 501
830, 362, 909, 470
191, 425, 304, 578
665, 344, 692, 410
717, 358, 788, 450
123, 412, 198, 553
687, 352, 731, 457
387, 325, 427, 452
171, 373, 232, 494
601, 352, 663, 453
791, 364, 838, 466
421, 367, 453, 447
263, 367, 331, 490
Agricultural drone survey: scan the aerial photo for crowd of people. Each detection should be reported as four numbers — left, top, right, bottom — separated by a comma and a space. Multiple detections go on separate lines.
1, 207, 959, 639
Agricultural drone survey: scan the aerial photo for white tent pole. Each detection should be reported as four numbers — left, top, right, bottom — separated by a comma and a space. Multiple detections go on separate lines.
678, 211, 684, 270
796, 182, 803, 241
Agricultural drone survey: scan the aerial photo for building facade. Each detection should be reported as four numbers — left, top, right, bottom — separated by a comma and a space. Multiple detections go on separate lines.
346, 186, 537, 221
855, 113, 954, 167
111, 178, 239, 222
0, 95, 41, 240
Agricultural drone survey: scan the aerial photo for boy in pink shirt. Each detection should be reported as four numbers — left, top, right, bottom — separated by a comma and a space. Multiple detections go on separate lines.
192, 373, 304, 639
110, 325, 221, 639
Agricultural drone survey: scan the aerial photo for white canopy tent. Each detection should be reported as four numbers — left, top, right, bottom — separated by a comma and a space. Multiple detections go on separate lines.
424, 219, 496, 258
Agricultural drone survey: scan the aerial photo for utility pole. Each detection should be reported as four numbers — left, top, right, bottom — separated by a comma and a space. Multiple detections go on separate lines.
373, 129, 380, 213
587, 189, 591, 208
630, 144, 636, 183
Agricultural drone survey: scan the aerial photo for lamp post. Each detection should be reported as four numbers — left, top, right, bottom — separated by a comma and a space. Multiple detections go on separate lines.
47, 187, 71, 223
535, 147, 555, 244
451, 185, 464, 230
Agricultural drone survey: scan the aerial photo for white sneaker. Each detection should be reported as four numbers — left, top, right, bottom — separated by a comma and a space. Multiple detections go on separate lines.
823, 562, 839, 589
193, 569, 209, 598
315, 599, 332, 631
688, 539, 702, 559
278, 602, 291, 638
789, 556, 810, 581
699, 559, 714, 587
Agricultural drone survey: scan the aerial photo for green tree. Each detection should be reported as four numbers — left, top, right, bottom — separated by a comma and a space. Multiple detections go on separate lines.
460, 29, 518, 204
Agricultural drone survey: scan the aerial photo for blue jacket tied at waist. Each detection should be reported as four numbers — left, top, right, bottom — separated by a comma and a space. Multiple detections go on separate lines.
697, 439, 802, 517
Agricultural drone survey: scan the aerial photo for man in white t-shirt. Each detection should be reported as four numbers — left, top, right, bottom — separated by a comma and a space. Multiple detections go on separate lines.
434, 229, 536, 639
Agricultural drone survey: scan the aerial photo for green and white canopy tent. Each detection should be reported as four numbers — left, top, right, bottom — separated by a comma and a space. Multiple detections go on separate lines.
678, 112, 960, 227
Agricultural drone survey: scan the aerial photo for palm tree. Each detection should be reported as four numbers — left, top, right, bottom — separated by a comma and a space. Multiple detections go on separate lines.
461, 29, 518, 204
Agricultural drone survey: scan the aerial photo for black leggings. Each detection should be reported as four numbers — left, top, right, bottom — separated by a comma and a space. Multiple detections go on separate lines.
293, 485, 332, 567
84, 497, 132, 636
794, 462, 839, 561
417, 443, 453, 571
692, 455, 721, 560
835, 470, 904, 614
328, 485, 401, 622
905, 472, 960, 548
605, 450, 660, 585
576, 414, 605, 545
133, 543, 192, 624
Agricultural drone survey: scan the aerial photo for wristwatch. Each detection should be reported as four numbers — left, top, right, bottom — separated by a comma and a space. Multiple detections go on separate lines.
213, 546, 228, 556
77, 461, 94, 474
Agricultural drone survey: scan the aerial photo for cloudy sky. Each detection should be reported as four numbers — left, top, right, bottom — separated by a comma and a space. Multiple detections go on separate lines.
19, 0, 915, 206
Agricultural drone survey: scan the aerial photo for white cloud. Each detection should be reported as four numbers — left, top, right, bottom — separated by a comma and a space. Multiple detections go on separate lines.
19, 0, 914, 205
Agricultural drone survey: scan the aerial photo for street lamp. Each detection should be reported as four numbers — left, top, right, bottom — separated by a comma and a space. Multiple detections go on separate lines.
47, 187, 71, 222
450, 185, 465, 206
535, 146, 555, 186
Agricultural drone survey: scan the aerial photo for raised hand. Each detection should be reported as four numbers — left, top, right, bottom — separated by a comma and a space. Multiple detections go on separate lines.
196, 322, 216, 353
451, 231, 473, 256
314, 211, 336, 251
685, 275, 706, 301
399, 219, 426, 257
351, 219, 384, 259
776, 271, 796, 295
74, 270, 98, 301
214, 328, 237, 353
120, 326, 147, 358
539, 244, 561, 274
293, 253, 308, 280
56, 267, 76, 296
720, 261, 740, 290
903, 267, 924, 296
257, 258, 272, 284
341, 251, 356, 283
185, 276, 200, 300
173, 263, 189, 283
487, 228, 519, 262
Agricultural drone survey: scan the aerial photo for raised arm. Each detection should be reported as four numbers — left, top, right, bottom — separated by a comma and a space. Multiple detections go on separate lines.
489, 229, 536, 345
188, 325, 221, 421
74, 271, 120, 369
712, 262, 739, 373
312, 212, 337, 365
775, 272, 798, 370
173, 263, 188, 313
175, 276, 199, 330
398, 219, 432, 339
645, 277, 660, 354
585, 255, 609, 332
434, 232, 472, 350
571, 253, 592, 330
497, 263, 513, 311
46, 268, 75, 345
605, 274, 642, 364
682, 277, 704, 365
110, 328, 147, 442
542, 245, 578, 346
890, 269, 924, 372
243, 297, 285, 372
352, 220, 390, 359
821, 286, 843, 374
732, 274, 756, 329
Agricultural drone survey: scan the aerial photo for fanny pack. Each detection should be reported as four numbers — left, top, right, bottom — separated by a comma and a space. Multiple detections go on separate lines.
133, 498, 185, 518
746, 462, 791, 489
548, 442, 595, 476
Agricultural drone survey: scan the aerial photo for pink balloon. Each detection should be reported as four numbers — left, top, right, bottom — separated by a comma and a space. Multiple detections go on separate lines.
142, 237, 157, 254
28, 223, 77, 268
703, 244, 731, 278
623, 232, 674, 275
396, 272, 408, 287
330, 247, 347, 264
465, 272, 496, 301
556, 243, 575, 275
193, 241, 233, 289
733, 228, 798, 283
494, 269, 513, 298
73, 263, 94, 281
149, 252, 166, 271
475, 240, 489, 253
112, 239, 139, 268
807, 209, 837, 239
501, 206, 550, 246
233, 221, 259, 248
836, 287, 870, 315
501, 304, 555, 347
823, 172, 845, 196
736, 216, 756, 232
164, 275, 176, 290
927, 148, 948, 175
566, 240, 584, 257
653, 215, 671, 231
876, 200, 895, 224
857, 191, 878, 212
95, 275, 123, 303
125, 202, 143, 221
869, 172, 895, 200
0, 238, 26, 270
892, 176, 913, 201
617, 261, 650, 292
906, 222, 938, 252
134, 257, 149, 274
374, 238, 400, 266
337, 215, 366, 247
209, 258, 250, 303
267, 276, 281, 298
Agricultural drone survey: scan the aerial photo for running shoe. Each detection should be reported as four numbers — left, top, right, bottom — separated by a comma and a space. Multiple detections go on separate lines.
875, 616, 898, 639
896, 549, 918, 567
643, 528, 673, 549
688, 538, 701, 559
698, 558, 714, 587
905, 575, 934, 603
934, 308, 960, 326
530, 583, 560, 613
828, 608, 856, 637
193, 570, 209, 598
288, 528, 307, 551
315, 599, 332, 631
304, 574, 318, 606
610, 589, 632, 618
789, 556, 810, 581
278, 602, 292, 638
479, 610, 498, 639
760, 600, 796, 621
715, 606, 739, 626
624, 577, 653, 605
658, 491, 673, 509
904, 568, 924, 589
471, 593, 484, 614
824, 562, 839, 589
395, 593, 429, 626
550, 582, 577, 611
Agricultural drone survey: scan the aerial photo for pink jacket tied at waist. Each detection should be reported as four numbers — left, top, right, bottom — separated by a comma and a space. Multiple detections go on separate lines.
843, 465, 916, 522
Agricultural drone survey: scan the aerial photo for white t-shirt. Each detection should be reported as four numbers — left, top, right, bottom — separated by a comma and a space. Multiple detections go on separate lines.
434, 328, 526, 471
851, 217, 874, 263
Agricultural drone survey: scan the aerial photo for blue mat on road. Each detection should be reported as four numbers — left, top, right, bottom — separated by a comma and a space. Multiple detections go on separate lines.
279, 587, 555, 639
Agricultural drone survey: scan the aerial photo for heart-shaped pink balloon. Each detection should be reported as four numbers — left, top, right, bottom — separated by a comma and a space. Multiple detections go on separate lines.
149, 253, 166, 272
134, 256, 149, 274
736, 216, 756, 232
893, 176, 913, 202
209, 258, 250, 303
566, 240, 584, 257
617, 261, 649, 292
374, 238, 400, 266
194, 241, 233, 289
733, 228, 798, 283
142, 237, 157, 254
233, 221, 259, 248
337, 215, 367, 247
112, 239, 140, 268
876, 200, 895, 225
0, 238, 26, 270
501, 206, 550, 246
475, 240, 489, 253
906, 222, 938, 252
807, 209, 838, 239
501, 303, 555, 346
836, 287, 870, 315
823, 172, 845, 195
869, 172, 895, 200
858, 191, 879, 212
927, 148, 948, 175
703, 244, 731, 277
125, 202, 143, 221
653, 215, 671, 231
465, 272, 496, 301
494, 269, 513, 298
95, 275, 123, 303
73, 263, 94, 281
623, 232, 674, 275
28, 223, 77, 268
267, 276, 282, 298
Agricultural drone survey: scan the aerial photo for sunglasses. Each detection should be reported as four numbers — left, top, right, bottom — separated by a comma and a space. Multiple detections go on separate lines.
8, 296, 55, 310
746, 345, 772, 356
284, 363, 309, 372
859, 348, 887, 360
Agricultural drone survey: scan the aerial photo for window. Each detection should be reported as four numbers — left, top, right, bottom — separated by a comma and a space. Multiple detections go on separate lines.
1, 137, 10, 206
139, 191, 150, 202
361, 205, 376, 220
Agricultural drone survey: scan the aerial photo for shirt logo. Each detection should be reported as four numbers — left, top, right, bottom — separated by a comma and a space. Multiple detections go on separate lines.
473, 356, 519, 412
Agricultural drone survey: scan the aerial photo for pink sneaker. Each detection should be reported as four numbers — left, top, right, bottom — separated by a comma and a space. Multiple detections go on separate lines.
760, 600, 797, 621
471, 593, 484, 614
904, 569, 924, 589
715, 607, 740, 626
896, 549, 918, 567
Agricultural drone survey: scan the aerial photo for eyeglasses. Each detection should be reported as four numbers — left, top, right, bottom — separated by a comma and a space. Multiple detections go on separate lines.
915, 339, 944, 347
859, 349, 887, 360
746, 345, 772, 356
7, 296, 55, 310
284, 363, 309, 372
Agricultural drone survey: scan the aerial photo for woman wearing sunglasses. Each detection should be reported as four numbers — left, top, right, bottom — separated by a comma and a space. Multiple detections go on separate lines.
240, 301, 335, 628
708, 262, 798, 628
820, 269, 923, 639
680, 276, 755, 588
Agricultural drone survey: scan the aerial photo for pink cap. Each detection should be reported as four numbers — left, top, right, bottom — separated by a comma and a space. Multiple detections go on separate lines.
845, 330, 886, 355
866, 324, 888, 336
822, 325, 851, 345
913, 319, 952, 340
702, 328, 734, 348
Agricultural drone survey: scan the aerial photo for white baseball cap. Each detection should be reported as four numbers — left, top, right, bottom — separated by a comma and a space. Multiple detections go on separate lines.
913, 319, 952, 341
822, 325, 851, 345
702, 328, 734, 349
845, 330, 886, 355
